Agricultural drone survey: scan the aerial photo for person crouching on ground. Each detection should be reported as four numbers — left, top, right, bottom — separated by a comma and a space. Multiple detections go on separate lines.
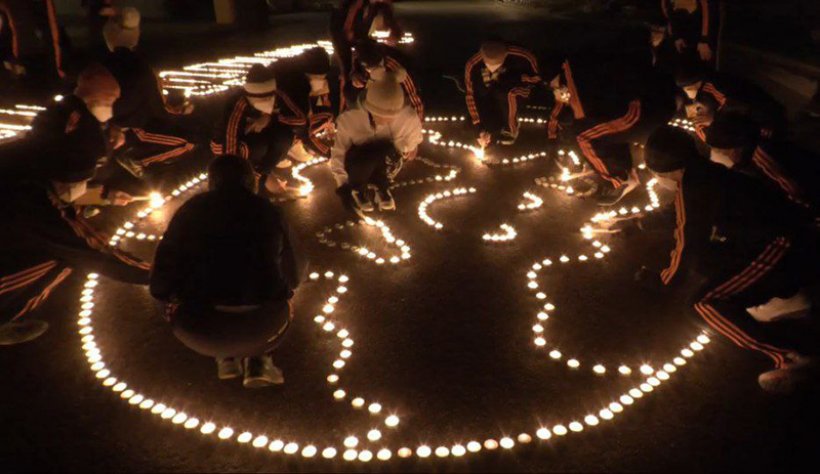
211, 64, 308, 198
638, 126, 818, 394
331, 67, 422, 213
150, 155, 308, 388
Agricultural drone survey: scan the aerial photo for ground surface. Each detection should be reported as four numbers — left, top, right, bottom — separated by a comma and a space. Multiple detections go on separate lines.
1, 2, 819, 472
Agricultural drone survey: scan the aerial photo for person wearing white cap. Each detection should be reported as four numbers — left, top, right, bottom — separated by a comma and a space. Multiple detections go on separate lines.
212, 64, 309, 197
330, 66, 422, 213
101, 7, 196, 177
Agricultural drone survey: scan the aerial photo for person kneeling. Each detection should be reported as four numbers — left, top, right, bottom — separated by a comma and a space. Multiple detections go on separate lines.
331, 67, 422, 213
150, 155, 307, 388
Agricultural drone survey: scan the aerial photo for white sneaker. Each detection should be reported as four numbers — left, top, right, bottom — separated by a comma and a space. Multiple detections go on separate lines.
747, 291, 811, 322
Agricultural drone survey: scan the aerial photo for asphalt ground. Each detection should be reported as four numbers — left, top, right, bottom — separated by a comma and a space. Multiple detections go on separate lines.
1, 2, 819, 472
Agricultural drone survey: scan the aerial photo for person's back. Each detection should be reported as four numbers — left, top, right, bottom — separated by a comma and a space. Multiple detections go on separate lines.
151, 155, 306, 388
151, 188, 297, 306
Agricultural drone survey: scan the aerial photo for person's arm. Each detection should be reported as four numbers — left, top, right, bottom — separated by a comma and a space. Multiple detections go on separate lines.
660, 183, 710, 286
149, 201, 193, 301
343, 0, 366, 42
464, 53, 483, 126
507, 46, 541, 84
385, 56, 424, 120
330, 114, 354, 188
393, 108, 423, 155
15, 192, 149, 284
0, 4, 20, 63
275, 90, 308, 128
223, 98, 248, 156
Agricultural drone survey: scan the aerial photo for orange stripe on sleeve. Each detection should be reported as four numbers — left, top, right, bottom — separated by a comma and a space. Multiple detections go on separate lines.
464, 53, 483, 125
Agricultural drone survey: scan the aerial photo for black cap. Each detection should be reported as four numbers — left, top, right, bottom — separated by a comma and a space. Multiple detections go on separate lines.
355, 39, 384, 68
645, 126, 699, 173
301, 47, 331, 75
674, 57, 707, 88
704, 113, 759, 149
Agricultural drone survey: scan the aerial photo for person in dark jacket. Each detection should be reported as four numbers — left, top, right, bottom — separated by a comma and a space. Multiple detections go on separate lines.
547, 56, 665, 206
675, 60, 785, 142
82, 0, 115, 55
150, 155, 307, 388
465, 39, 541, 148
0, 129, 151, 346
100, 8, 195, 175
348, 39, 422, 119
272, 47, 336, 158
211, 64, 308, 197
640, 126, 817, 394
704, 113, 813, 210
0, 63, 135, 205
660, 0, 720, 66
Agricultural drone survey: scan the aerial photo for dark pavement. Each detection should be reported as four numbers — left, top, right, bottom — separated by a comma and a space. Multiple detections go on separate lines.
1, 2, 819, 472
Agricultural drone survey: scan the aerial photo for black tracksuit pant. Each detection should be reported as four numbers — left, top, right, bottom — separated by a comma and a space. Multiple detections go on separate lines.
344, 139, 400, 193
170, 300, 292, 359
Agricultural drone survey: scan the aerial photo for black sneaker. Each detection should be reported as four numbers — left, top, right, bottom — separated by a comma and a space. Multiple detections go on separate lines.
374, 188, 396, 211
0, 320, 49, 346
351, 188, 375, 212
243, 355, 284, 388
115, 154, 145, 178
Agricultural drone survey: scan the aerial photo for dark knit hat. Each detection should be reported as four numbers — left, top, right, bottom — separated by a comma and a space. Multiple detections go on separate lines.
355, 40, 384, 69
704, 113, 759, 149
301, 47, 331, 75
208, 154, 255, 192
75, 63, 120, 103
243, 64, 277, 96
674, 57, 708, 87
645, 126, 699, 173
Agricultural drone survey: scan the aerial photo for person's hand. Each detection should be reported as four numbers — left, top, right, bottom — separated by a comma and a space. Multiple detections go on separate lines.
697, 42, 713, 62
403, 147, 418, 161
684, 103, 701, 119
108, 190, 134, 206
265, 175, 289, 195
674, 38, 687, 52
692, 109, 714, 128
478, 131, 492, 149
245, 114, 271, 134
596, 214, 643, 236
4, 60, 26, 76
109, 126, 126, 150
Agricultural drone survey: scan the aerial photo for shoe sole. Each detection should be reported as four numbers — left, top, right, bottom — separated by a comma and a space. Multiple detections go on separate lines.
243, 376, 284, 388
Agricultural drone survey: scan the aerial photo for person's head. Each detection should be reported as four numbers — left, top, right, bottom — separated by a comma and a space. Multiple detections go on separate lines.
645, 126, 700, 190
363, 67, 407, 125
75, 63, 121, 123
704, 113, 759, 168
103, 7, 141, 51
243, 64, 277, 114
480, 40, 508, 73
675, 58, 707, 99
207, 155, 256, 193
47, 148, 98, 203
355, 39, 385, 73
300, 47, 331, 92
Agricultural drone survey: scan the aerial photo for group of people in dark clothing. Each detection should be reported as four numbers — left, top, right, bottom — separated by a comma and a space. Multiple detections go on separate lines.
0, 0, 818, 393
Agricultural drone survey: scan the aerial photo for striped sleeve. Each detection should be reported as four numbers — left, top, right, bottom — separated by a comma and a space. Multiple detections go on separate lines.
344, 0, 366, 42
0, 3, 20, 59
751, 147, 807, 207
225, 98, 248, 155
699, 0, 711, 40
276, 90, 308, 127
464, 53, 483, 125
386, 56, 424, 120
508, 46, 541, 82
661, 186, 686, 285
